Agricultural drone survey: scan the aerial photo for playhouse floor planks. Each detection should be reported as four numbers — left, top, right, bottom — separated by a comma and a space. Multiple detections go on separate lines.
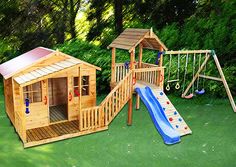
26, 120, 79, 142
49, 104, 67, 123
135, 80, 192, 136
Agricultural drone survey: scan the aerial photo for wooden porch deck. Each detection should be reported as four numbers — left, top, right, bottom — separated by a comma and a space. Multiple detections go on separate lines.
25, 120, 108, 148
26, 120, 79, 142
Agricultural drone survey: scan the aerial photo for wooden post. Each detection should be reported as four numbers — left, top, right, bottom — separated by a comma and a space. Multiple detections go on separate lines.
138, 44, 143, 68
20, 85, 27, 142
213, 54, 236, 112
136, 44, 142, 109
111, 47, 116, 89
79, 67, 83, 131
136, 94, 140, 110
128, 49, 135, 125
150, 27, 153, 37
182, 54, 210, 97
158, 47, 164, 67
157, 47, 164, 87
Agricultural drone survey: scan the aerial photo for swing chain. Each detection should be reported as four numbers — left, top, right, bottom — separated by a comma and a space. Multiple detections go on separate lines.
175, 53, 180, 90
166, 54, 172, 91
182, 53, 189, 95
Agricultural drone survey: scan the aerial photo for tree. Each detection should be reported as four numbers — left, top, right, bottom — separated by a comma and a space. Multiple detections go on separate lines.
114, 0, 123, 34
46, 0, 81, 43
0, 0, 82, 53
86, 0, 110, 41
134, 0, 197, 28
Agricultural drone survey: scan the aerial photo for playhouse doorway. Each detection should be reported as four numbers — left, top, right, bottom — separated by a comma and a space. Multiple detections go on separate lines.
48, 77, 68, 123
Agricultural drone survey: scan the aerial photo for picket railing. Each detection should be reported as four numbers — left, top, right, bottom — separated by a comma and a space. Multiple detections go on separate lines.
115, 63, 130, 83
101, 71, 132, 125
135, 67, 163, 86
80, 106, 102, 131
80, 71, 133, 131
115, 62, 159, 83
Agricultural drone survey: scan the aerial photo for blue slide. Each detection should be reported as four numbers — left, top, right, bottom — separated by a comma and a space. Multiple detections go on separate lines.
136, 86, 180, 145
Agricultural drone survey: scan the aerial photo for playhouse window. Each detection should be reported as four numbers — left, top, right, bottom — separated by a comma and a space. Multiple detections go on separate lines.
23, 81, 42, 103
73, 77, 79, 97
81, 76, 89, 96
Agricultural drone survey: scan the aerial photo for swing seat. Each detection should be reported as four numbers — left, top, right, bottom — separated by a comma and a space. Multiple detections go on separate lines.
195, 89, 205, 95
182, 93, 194, 99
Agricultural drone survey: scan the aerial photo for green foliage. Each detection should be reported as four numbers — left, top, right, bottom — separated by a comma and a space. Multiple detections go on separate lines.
0, 0, 235, 98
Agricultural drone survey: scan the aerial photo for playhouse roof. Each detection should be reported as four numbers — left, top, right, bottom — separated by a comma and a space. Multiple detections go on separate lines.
0, 47, 101, 83
0, 47, 54, 79
107, 28, 168, 52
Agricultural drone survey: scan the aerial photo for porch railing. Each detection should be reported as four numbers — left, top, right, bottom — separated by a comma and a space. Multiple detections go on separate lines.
115, 62, 162, 85
135, 67, 163, 86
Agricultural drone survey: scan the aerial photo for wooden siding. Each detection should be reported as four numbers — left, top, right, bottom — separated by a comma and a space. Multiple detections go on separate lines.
67, 66, 79, 121
13, 80, 26, 142
3, 78, 15, 125
80, 64, 96, 108
25, 80, 48, 129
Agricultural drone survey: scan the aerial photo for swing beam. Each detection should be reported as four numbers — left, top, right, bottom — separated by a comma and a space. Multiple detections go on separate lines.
165, 50, 236, 113
199, 74, 222, 82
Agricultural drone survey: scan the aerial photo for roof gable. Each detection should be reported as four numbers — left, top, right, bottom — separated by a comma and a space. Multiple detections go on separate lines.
107, 28, 168, 52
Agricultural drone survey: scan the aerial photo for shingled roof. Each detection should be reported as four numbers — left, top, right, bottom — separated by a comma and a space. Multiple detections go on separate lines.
108, 28, 168, 52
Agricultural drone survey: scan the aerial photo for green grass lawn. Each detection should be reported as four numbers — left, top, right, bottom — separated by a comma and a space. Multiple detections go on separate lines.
0, 86, 236, 167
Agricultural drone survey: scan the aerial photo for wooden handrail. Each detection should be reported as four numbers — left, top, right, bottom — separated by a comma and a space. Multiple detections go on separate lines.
133, 67, 163, 72
141, 62, 159, 68
101, 72, 132, 106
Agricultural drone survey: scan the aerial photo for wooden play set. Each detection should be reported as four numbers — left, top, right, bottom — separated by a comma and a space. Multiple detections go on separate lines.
0, 28, 235, 147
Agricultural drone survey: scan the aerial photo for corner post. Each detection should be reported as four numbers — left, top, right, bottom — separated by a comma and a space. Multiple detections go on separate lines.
212, 52, 236, 112
157, 47, 164, 89
111, 47, 116, 89
128, 49, 135, 125
138, 44, 143, 68
79, 66, 83, 131
136, 44, 143, 109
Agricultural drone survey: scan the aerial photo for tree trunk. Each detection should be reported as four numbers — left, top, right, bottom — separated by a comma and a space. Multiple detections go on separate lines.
69, 0, 80, 39
114, 0, 123, 34
69, 16, 76, 39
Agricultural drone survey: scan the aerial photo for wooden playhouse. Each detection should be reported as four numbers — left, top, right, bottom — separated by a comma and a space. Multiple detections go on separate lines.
0, 47, 105, 147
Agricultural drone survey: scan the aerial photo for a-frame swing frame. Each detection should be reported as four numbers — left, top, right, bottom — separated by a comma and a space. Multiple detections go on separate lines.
164, 50, 236, 112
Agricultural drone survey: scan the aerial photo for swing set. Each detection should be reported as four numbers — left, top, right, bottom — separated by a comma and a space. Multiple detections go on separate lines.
161, 50, 236, 112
